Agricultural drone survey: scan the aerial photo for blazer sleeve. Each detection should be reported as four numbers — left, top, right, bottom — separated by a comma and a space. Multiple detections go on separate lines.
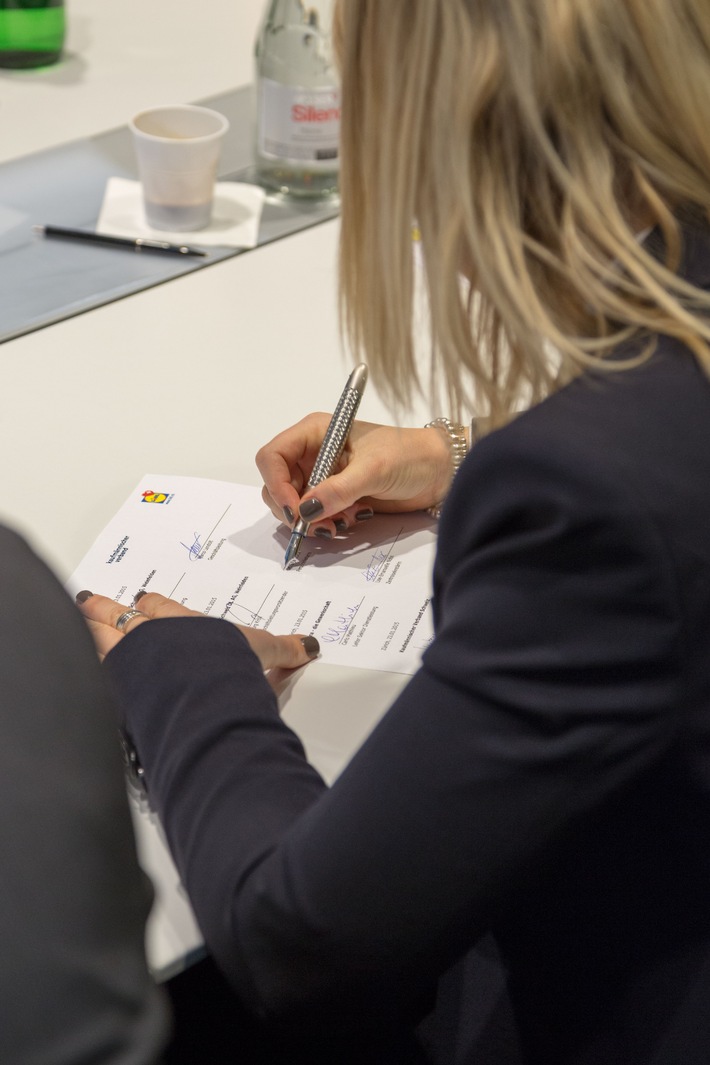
105, 424, 682, 1035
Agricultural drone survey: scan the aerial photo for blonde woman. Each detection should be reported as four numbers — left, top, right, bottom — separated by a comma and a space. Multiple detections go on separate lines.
80, 1, 710, 1062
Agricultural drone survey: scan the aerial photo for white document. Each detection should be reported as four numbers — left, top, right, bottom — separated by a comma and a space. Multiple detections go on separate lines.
67, 474, 437, 978
68, 474, 437, 675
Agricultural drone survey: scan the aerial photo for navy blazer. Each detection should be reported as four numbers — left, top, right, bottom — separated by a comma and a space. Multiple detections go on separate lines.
108, 223, 710, 1064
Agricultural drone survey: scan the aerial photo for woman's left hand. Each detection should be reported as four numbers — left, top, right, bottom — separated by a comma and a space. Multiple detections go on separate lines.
75, 590, 320, 671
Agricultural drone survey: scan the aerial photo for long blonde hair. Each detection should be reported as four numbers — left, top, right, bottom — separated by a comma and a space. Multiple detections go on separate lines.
336, 0, 710, 426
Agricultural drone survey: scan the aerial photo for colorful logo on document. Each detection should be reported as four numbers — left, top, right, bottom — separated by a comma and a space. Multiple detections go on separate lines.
141, 489, 169, 504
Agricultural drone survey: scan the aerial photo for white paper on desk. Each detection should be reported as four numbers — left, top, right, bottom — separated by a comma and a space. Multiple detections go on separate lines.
68, 475, 436, 978
97, 176, 265, 248
68, 475, 437, 676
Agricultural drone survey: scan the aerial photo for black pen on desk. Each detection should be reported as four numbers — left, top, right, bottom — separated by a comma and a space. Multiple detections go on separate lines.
32, 224, 208, 258
284, 363, 368, 571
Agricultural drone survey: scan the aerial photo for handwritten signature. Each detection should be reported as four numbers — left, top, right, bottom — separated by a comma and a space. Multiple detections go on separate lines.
179, 532, 203, 561
322, 604, 360, 644
362, 548, 389, 583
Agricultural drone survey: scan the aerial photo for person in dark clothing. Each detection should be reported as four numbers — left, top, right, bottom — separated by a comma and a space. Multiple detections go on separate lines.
0, 527, 168, 1064
78, 1, 710, 1061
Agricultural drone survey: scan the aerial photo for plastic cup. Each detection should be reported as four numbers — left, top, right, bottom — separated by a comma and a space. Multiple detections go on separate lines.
129, 104, 230, 232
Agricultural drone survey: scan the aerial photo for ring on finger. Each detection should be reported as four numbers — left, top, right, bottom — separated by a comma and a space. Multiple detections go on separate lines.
115, 609, 147, 633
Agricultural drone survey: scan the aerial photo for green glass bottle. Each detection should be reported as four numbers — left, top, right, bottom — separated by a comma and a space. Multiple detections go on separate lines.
0, 0, 65, 69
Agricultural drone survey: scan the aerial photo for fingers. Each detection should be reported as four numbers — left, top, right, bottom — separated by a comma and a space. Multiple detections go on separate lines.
236, 626, 320, 672
75, 589, 201, 660
75, 591, 151, 662
75, 589, 320, 674
131, 590, 202, 620
296, 465, 370, 524
129, 592, 320, 671
256, 412, 333, 525
261, 483, 298, 527
280, 447, 386, 538
258, 418, 450, 541
76, 591, 153, 633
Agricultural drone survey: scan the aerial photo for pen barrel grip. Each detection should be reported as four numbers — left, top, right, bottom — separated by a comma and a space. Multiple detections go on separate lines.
307, 386, 363, 489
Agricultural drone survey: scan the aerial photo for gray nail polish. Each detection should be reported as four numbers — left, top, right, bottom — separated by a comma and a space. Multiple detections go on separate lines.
283, 505, 295, 525
355, 508, 374, 521
300, 497, 324, 520
75, 590, 94, 604
134, 589, 147, 603
301, 635, 320, 658
314, 527, 332, 539
334, 519, 348, 533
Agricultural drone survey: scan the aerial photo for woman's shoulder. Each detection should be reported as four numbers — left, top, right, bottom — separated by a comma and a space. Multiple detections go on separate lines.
466, 333, 710, 500
440, 342, 710, 597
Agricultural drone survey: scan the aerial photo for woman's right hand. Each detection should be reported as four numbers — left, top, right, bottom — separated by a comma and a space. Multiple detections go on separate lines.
255, 416, 455, 537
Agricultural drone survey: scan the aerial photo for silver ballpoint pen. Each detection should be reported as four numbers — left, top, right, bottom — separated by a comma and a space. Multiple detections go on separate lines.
283, 363, 368, 570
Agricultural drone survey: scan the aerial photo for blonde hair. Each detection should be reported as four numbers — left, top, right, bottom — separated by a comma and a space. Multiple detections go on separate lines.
335, 0, 710, 426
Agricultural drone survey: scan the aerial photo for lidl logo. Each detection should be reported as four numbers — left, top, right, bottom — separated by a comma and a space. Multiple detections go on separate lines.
142, 490, 169, 504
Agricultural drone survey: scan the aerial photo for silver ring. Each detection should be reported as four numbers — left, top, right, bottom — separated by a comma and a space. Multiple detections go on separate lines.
115, 608, 147, 633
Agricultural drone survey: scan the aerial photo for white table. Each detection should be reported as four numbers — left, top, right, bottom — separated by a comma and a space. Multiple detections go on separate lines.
0, 0, 435, 978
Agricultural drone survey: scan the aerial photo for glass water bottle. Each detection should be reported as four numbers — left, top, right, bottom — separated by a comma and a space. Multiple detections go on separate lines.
254, 0, 340, 199
0, 0, 65, 69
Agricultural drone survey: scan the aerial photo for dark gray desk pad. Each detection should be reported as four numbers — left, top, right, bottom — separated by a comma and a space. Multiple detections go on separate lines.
0, 85, 339, 344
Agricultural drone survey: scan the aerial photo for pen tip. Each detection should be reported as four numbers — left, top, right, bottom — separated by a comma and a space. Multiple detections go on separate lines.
283, 532, 303, 570
32, 224, 45, 236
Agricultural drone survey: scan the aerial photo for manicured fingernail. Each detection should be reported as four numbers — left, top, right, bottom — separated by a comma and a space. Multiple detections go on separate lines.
301, 635, 320, 658
134, 590, 147, 603
355, 508, 374, 521
283, 505, 295, 525
314, 527, 332, 539
76, 590, 93, 603
334, 519, 348, 533
300, 497, 324, 520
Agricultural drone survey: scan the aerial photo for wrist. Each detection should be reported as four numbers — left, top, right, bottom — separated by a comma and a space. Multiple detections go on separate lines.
425, 418, 471, 518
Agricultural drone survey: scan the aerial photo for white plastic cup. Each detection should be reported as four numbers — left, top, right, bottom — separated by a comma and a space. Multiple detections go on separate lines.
129, 104, 230, 231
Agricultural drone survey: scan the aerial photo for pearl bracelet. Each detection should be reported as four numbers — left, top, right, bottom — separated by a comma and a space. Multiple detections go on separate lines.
425, 417, 470, 519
